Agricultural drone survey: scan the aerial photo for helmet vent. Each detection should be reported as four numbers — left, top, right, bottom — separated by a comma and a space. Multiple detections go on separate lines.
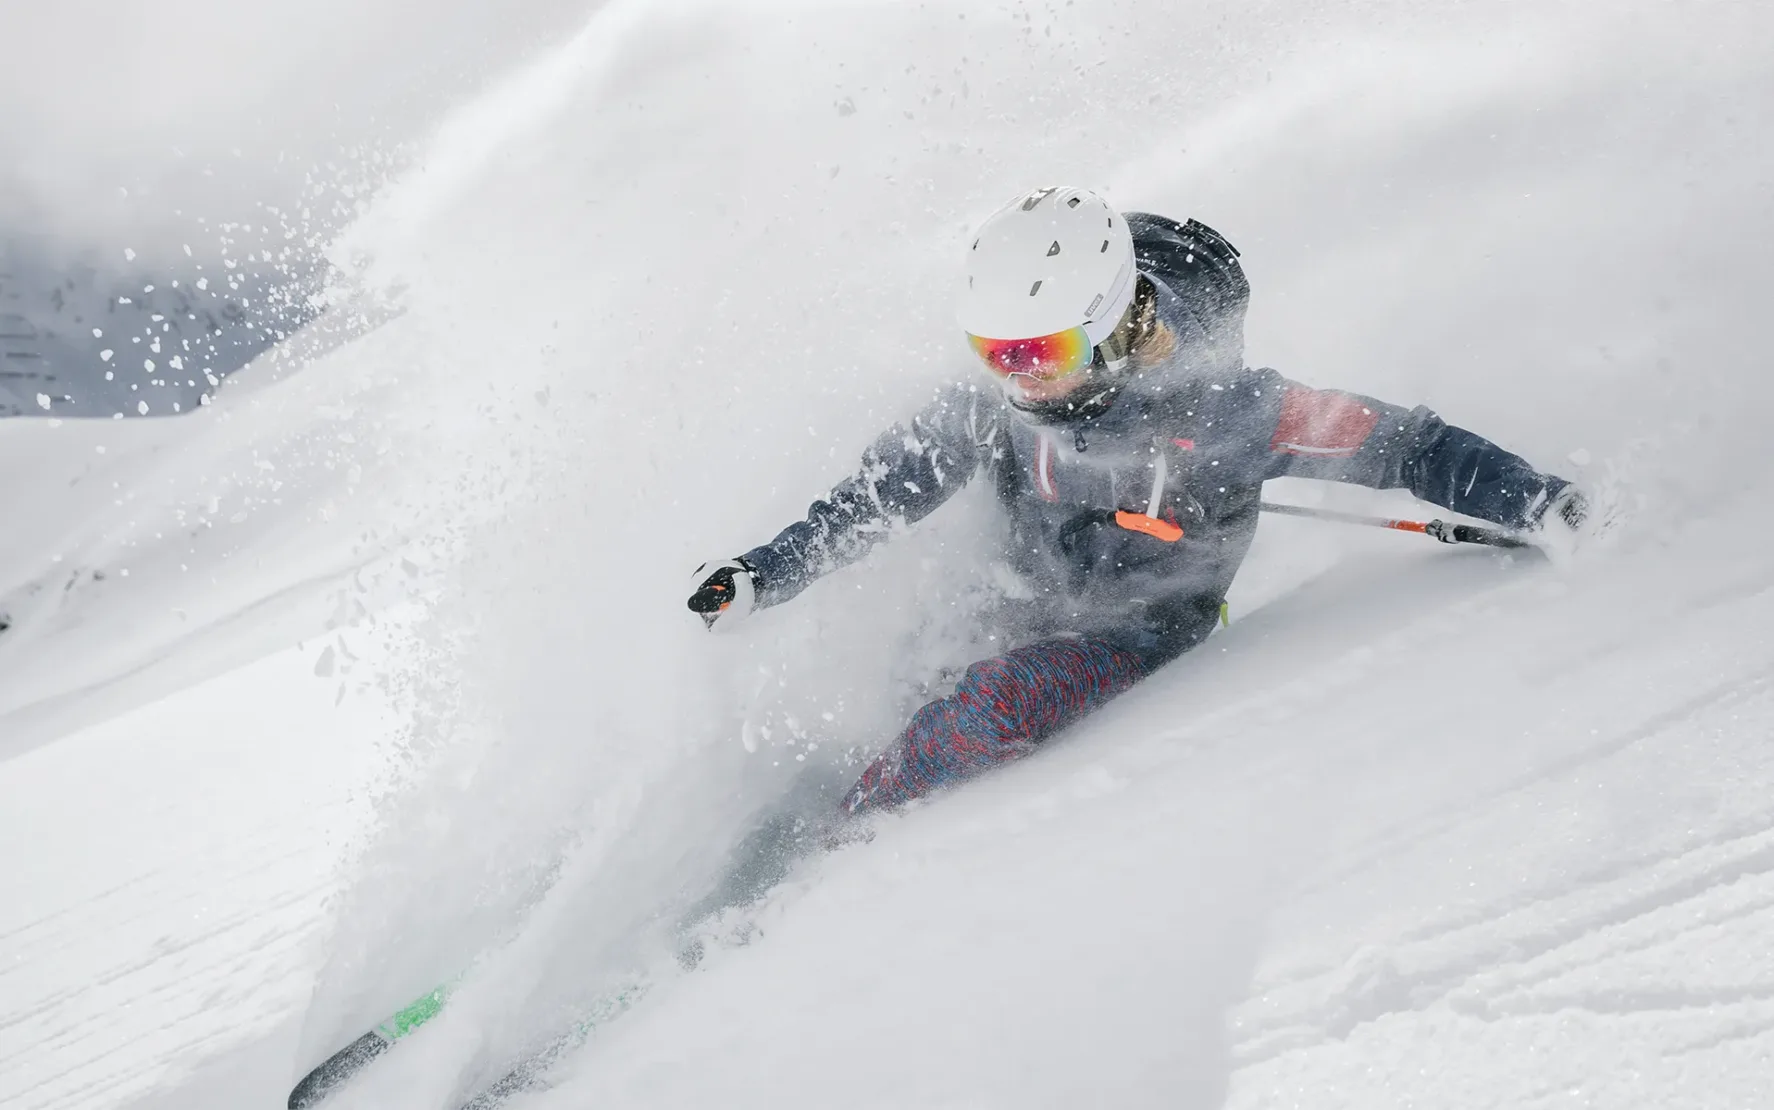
1100, 240, 1110, 253
1067, 196, 1082, 208
1046, 240, 1061, 256
1029, 280, 1044, 297
972, 239, 979, 250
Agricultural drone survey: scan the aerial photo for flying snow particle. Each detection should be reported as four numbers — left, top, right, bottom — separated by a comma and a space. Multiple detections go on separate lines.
99, 349, 114, 361
137, 400, 149, 415
124, 248, 136, 261
36, 394, 51, 410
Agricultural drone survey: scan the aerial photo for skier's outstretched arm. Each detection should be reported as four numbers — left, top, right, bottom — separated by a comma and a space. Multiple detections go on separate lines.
1254, 371, 1581, 532
687, 385, 995, 627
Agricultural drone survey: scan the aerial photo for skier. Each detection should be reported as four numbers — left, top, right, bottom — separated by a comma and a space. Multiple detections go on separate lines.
686, 186, 1587, 816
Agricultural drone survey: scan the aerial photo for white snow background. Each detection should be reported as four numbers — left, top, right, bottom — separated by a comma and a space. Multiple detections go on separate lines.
3, 0, 1774, 1108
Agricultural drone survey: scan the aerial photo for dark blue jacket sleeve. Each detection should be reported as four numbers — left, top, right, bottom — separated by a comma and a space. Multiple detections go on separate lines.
1258, 373, 1567, 529
741, 385, 996, 608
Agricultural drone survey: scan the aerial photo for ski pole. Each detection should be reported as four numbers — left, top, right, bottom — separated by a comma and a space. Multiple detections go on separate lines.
1257, 501, 1534, 550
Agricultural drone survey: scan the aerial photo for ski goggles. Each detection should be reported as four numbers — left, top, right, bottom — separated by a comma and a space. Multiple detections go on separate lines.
966, 326, 1094, 383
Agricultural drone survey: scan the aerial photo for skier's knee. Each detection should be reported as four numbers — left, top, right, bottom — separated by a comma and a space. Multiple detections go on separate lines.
951, 638, 1144, 744
951, 655, 1031, 741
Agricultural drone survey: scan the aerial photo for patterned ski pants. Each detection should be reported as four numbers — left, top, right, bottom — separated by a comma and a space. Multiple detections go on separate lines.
841, 636, 1148, 814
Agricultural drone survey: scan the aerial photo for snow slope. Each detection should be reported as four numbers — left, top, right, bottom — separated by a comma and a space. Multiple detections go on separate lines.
530, 502, 1774, 1109
3, 1, 1773, 1108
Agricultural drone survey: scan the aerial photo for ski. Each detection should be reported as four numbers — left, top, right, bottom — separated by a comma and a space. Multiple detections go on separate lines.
288, 794, 855, 1108
288, 985, 452, 1108
455, 986, 644, 1110
288, 981, 645, 1109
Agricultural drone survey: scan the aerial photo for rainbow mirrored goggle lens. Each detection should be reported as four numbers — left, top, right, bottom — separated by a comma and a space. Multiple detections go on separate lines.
966, 327, 1094, 383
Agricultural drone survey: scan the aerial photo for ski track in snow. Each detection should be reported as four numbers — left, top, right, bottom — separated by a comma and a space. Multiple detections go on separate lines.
1215, 538, 1774, 1104
0, 641, 393, 1110
5, 0, 1774, 1107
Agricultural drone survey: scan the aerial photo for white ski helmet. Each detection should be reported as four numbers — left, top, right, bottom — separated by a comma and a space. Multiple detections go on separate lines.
958, 186, 1137, 348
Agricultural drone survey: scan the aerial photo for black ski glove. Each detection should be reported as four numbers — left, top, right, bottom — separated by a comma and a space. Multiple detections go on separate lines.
686, 558, 760, 630
1535, 484, 1590, 532
1530, 484, 1592, 558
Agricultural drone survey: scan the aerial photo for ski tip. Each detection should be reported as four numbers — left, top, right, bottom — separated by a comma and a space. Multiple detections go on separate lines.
288, 1032, 393, 1109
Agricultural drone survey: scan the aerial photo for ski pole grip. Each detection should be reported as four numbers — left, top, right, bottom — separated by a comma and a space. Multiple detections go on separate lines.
1430, 520, 1533, 549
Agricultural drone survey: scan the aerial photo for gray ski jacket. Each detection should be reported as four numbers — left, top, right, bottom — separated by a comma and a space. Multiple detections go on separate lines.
742, 215, 1566, 662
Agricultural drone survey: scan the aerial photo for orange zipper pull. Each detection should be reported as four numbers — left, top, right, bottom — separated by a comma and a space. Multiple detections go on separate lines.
1114, 439, 1184, 542
1114, 510, 1184, 542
